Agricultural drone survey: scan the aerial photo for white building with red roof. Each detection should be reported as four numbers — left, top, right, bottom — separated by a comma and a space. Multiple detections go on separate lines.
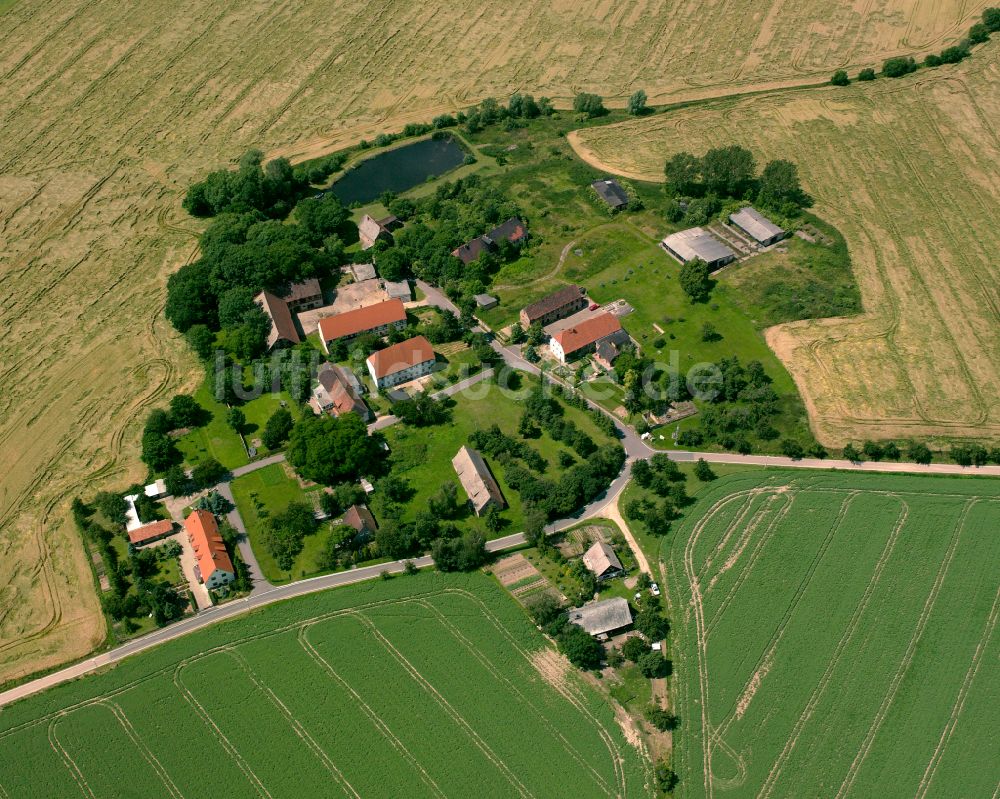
366, 335, 436, 390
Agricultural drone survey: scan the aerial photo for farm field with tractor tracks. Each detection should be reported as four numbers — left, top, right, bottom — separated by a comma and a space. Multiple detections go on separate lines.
662, 469, 1000, 799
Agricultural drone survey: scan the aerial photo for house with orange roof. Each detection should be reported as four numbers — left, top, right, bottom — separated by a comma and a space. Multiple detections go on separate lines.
185, 509, 235, 590
366, 335, 436, 390
318, 299, 407, 353
127, 519, 175, 547
549, 313, 625, 364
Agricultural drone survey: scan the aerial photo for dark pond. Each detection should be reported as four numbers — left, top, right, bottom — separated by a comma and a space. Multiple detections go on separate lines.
328, 136, 466, 205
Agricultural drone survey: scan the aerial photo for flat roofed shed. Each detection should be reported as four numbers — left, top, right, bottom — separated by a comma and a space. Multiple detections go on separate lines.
660, 227, 735, 266
729, 206, 785, 244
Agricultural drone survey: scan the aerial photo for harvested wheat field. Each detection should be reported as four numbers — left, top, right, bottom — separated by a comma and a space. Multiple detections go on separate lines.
0, 0, 982, 684
572, 47, 1000, 447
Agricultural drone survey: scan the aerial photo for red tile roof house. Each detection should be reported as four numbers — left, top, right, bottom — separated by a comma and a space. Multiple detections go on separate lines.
255, 291, 301, 350
549, 313, 624, 364
366, 335, 436, 390
310, 363, 369, 421
127, 519, 175, 547
185, 509, 235, 590
317, 298, 407, 354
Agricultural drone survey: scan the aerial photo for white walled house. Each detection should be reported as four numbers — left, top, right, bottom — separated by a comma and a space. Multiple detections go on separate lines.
366, 335, 436, 390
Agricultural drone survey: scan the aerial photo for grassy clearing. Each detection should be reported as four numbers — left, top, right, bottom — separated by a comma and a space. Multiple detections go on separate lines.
572, 48, 1000, 447
662, 469, 1000, 798
229, 463, 325, 583
0, 573, 648, 798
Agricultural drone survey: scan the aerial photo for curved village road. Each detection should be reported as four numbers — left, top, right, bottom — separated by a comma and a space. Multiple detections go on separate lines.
4, 295, 998, 708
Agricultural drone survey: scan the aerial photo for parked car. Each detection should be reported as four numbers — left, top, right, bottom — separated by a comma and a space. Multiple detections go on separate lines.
649, 582, 661, 597
589, 302, 600, 311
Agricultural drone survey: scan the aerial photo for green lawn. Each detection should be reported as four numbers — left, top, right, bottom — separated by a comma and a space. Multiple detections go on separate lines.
176, 379, 304, 470
383, 375, 614, 536
229, 463, 326, 583
175, 381, 248, 470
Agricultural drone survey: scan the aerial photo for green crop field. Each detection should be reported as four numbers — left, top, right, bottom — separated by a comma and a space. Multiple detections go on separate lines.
0, 573, 648, 798
663, 470, 1000, 799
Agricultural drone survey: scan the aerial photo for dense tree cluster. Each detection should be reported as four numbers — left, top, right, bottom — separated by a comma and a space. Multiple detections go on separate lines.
169, 157, 349, 353
469, 424, 548, 474
572, 92, 607, 118
287, 413, 385, 486
664, 145, 810, 218
182, 150, 307, 219
431, 530, 488, 571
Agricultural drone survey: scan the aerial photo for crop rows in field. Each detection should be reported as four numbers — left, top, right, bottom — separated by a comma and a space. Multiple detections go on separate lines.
0, 576, 646, 798
666, 471, 1000, 798
571, 48, 1000, 447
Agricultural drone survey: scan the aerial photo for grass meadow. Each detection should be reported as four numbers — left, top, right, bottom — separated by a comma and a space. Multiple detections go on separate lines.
0, 573, 648, 798
663, 469, 1000, 798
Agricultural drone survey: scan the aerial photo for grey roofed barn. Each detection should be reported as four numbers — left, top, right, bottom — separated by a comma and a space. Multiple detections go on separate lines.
728, 206, 785, 245
383, 280, 412, 301
591, 178, 629, 209
452, 445, 506, 516
659, 227, 736, 269
568, 597, 633, 637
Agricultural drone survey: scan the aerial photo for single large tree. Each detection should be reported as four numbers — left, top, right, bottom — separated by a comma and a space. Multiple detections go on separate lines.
679, 258, 712, 302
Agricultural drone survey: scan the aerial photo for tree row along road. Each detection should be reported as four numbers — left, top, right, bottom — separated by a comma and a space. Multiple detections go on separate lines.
3, 296, 997, 708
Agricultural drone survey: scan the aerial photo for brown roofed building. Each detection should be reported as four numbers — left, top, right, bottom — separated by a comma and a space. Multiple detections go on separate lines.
568, 597, 633, 637
185, 510, 235, 590
358, 214, 394, 250
311, 363, 369, 420
256, 291, 301, 350
281, 278, 323, 312
549, 313, 623, 363
127, 519, 175, 547
318, 299, 407, 352
366, 335, 436, 389
452, 236, 492, 265
343, 505, 378, 538
452, 445, 506, 516
488, 217, 528, 245
519, 285, 587, 327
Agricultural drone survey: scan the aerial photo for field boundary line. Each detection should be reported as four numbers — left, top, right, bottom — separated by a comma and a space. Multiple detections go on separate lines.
47, 718, 95, 799
416, 599, 616, 797
173, 662, 272, 799
757, 496, 909, 799
296, 626, 447, 799
222, 649, 360, 799
707, 492, 794, 638
715, 492, 859, 741
353, 612, 536, 799
99, 700, 185, 799
833, 499, 976, 799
